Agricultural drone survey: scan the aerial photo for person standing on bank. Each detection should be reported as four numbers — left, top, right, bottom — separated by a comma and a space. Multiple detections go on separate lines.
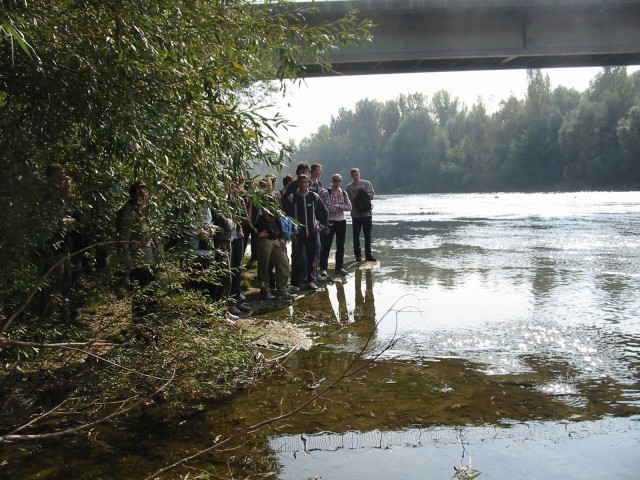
283, 173, 328, 290
345, 168, 376, 262
308, 163, 326, 278
116, 182, 157, 288
320, 173, 351, 276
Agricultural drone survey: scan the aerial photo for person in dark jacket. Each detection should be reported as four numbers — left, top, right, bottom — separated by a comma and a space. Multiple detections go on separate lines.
345, 167, 376, 262
254, 204, 294, 300
116, 182, 156, 288
283, 174, 328, 290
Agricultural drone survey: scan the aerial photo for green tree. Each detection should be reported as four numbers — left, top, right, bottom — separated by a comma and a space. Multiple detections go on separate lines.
521, 69, 563, 189
560, 67, 636, 187
295, 67, 639, 194
0, 0, 371, 444
431, 90, 460, 127
0, 0, 371, 313
383, 110, 437, 192
617, 105, 640, 185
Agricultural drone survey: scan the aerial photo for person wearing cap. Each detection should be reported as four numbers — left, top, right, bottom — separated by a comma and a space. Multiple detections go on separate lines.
283, 173, 328, 291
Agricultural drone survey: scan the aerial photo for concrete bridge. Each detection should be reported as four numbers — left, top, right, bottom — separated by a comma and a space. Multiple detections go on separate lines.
296, 0, 640, 77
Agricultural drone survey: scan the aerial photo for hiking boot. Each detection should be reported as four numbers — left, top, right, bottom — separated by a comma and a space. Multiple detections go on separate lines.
306, 282, 318, 290
365, 256, 377, 262
334, 268, 348, 276
355, 257, 362, 262
228, 306, 242, 316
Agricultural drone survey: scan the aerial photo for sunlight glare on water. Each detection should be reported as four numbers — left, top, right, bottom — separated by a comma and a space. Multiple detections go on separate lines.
279, 192, 640, 480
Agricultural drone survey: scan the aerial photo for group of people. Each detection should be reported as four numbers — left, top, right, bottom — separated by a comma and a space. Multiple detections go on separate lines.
116, 163, 377, 319
43, 162, 376, 323
265, 162, 377, 296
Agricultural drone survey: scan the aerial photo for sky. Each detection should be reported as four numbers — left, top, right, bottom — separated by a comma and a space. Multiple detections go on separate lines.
273, 66, 639, 144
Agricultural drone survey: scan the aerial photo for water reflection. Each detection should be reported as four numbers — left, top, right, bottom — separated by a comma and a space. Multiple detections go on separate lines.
272, 419, 640, 480
273, 192, 640, 479
352, 270, 377, 339
334, 280, 349, 323
4, 193, 640, 479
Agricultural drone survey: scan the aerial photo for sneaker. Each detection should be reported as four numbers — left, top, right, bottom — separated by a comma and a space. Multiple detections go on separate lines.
276, 291, 296, 300
365, 256, 377, 262
288, 285, 300, 292
237, 303, 252, 312
238, 293, 247, 302
225, 311, 239, 322
306, 282, 318, 290
261, 290, 275, 300
228, 306, 242, 316
319, 270, 328, 277
334, 268, 348, 276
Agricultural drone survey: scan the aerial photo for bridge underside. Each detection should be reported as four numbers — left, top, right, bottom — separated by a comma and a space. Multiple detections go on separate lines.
297, 0, 640, 77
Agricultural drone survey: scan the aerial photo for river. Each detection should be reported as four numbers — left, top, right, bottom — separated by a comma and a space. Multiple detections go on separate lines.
5, 192, 640, 479
271, 191, 640, 479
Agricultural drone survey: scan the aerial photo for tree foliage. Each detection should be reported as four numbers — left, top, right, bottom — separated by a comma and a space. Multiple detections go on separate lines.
295, 67, 640, 193
0, 0, 371, 314
0, 0, 371, 443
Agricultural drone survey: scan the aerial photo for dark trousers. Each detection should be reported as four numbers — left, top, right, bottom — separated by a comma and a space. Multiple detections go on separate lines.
352, 216, 373, 260
230, 237, 244, 301
291, 234, 317, 286
188, 251, 230, 303
320, 219, 347, 271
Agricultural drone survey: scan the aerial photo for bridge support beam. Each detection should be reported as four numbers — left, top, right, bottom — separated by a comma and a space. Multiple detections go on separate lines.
298, 0, 640, 77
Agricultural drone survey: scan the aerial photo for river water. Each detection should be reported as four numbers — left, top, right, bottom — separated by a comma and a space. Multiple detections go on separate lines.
4, 192, 640, 479
269, 191, 640, 480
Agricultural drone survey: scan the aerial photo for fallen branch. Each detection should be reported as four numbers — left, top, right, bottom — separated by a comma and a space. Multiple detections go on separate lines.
0, 337, 118, 349
0, 365, 177, 442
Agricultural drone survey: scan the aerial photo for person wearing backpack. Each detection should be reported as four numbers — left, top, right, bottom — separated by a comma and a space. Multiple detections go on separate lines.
345, 167, 376, 262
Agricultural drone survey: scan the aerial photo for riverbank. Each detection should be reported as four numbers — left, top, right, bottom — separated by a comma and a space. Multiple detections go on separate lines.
0, 261, 321, 444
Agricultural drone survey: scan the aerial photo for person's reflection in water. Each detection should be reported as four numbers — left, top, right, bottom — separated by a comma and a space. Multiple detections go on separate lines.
334, 281, 349, 323
352, 269, 376, 339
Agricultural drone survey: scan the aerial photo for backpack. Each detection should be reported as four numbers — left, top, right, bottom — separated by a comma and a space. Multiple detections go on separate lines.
280, 216, 293, 241
353, 188, 372, 213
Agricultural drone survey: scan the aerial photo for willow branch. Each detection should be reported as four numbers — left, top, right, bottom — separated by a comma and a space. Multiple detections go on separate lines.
0, 240, 125, 337
0, 338, 118, 349
0, 365, 177, 443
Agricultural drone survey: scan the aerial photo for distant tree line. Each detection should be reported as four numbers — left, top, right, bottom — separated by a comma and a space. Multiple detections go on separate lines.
293, 68, 640, 193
